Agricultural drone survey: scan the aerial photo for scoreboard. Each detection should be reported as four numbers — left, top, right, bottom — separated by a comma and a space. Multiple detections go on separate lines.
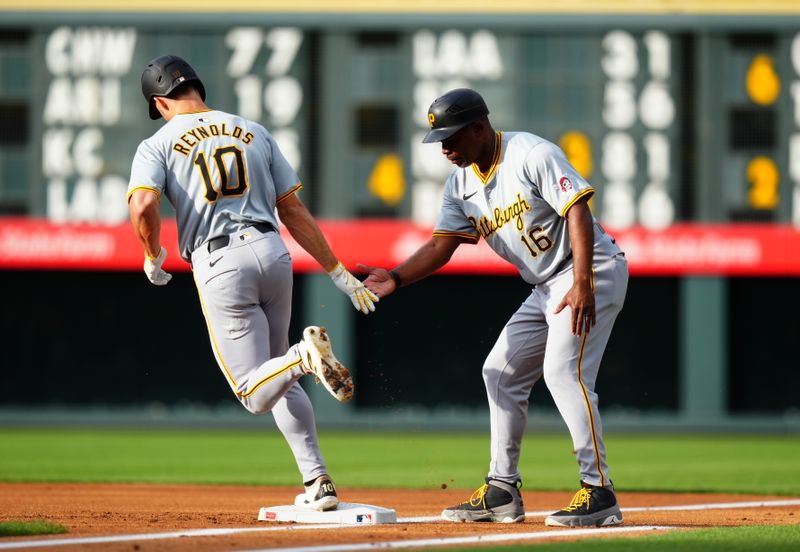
1, 7, 800, 235
408, 29, 683, 229
2, 4, 800, 421
375, 27, 800, 229
31, 26, 311, 224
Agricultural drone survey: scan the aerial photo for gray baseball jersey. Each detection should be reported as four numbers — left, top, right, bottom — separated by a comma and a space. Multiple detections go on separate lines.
128, 109, 330, 484
128, 110, 300, 262
434, 130, 628, 488
434, 131, 621, 284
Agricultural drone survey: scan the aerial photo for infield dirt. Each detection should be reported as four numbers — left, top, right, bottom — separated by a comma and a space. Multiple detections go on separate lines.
0, 483, 797, 550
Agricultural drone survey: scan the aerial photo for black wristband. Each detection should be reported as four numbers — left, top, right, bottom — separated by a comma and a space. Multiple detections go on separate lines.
389, 270, 402, 288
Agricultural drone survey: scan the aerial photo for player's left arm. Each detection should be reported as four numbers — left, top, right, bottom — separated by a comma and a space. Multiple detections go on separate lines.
129, 189, 172, 286
277, 192, 378, 314
554, 197, 595, 336
276, 192, 339, 270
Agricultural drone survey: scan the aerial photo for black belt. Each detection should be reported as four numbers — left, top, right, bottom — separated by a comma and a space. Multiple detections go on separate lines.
554, 252, 573, 274
206, 222, 276, 253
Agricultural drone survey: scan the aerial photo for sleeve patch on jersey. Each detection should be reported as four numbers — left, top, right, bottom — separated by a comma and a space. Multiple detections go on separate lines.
559, 176, 574, 193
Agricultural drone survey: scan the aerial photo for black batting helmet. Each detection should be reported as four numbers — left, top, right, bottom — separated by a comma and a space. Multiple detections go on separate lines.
141, 54, 206, 120
422, 88, 489, 143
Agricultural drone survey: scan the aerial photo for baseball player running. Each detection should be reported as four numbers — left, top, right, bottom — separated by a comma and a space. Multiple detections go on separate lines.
127, 55, 378, 511
361, 88, 627, 527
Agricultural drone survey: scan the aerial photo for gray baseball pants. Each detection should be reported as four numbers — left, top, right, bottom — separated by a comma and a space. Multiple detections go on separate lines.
191, 227, 328, 483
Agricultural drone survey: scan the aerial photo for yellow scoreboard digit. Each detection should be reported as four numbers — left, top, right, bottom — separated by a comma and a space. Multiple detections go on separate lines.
712, 33, 790, 222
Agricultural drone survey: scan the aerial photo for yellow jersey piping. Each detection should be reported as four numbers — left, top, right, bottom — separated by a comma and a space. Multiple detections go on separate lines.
560, 188, 594, 218
175, 109, 214, 116
432, 230, 480, 243
192, 271, 238, 389
471, 131, 503, 185
241, 358, 303, 398
276, 183, 302, 204
576, 329, 605, 487
127, 186, 161, 202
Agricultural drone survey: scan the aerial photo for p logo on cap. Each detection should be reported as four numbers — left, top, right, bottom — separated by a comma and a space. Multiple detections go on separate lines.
421, 88, 489, 143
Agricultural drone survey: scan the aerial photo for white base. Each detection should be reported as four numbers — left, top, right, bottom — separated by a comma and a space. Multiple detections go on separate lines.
258, 502, 397, 524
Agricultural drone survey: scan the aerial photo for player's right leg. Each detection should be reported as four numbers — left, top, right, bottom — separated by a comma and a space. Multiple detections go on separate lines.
442, 293, 549, 524
483, 292, 548, 484
441, 479, 525, 523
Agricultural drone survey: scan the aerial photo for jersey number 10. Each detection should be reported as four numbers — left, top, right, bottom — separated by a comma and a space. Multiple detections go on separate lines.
194, 146, 249, 202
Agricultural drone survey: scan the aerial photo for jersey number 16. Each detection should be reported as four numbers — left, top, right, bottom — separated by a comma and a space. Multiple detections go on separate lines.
520, 225, 554, 258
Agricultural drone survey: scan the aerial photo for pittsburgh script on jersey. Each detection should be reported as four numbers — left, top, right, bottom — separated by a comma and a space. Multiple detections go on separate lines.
172, 124, 255, 156
467, 192, 531, 238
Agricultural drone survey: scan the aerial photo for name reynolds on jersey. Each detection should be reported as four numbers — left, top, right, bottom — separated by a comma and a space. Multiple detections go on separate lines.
467, 192, 531, 239
172, 124, 255, 156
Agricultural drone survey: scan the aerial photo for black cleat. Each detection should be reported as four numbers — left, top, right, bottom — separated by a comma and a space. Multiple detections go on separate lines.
545, 481, 623, 527
441, 478, 525, 523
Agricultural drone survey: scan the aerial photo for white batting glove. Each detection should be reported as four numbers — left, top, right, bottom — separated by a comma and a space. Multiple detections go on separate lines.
328, 261, 379, 314
143, 247, 173, 286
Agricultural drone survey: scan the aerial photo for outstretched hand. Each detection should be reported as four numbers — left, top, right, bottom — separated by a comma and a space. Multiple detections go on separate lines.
357, 264, 397, 298
328, 262, 379, 314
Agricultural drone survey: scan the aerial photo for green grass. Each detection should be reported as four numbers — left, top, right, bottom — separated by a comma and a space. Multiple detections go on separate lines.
0, 520, 67, 536
1, 429, 798, 550
0, 428, 798, 495
457, 525, 800, 551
